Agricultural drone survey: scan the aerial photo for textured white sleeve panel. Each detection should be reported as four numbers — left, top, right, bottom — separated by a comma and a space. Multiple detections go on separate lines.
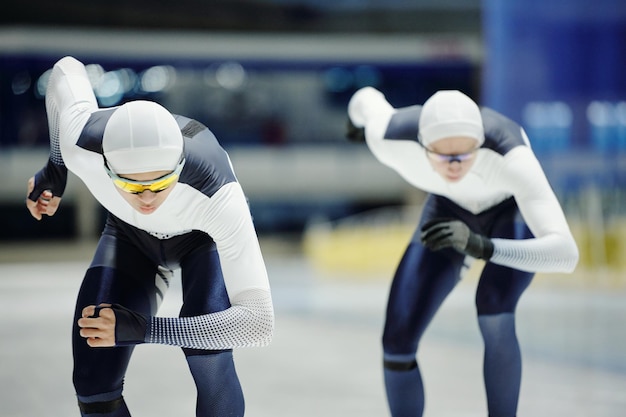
148, 288, 274, 349
490, 146, 579, 273
491, 235, 578, 273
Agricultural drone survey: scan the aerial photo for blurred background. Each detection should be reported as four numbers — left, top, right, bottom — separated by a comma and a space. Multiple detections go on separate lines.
1, 1, 625, 416
1, 0, 625, 273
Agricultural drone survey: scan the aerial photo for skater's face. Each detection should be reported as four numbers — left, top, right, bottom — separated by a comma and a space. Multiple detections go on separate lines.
425, 136, 479, 183
112, 169, 178, 215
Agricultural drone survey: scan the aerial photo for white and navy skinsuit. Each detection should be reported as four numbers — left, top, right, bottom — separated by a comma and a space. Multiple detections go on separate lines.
29, 57, 273, 417
348, 87, 578, 417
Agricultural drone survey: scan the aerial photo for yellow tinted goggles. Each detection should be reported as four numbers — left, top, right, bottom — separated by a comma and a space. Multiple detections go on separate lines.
104, 158, 185, 194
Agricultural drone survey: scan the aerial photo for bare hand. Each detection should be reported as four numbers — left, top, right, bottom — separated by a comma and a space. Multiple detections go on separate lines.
78, 304, 115, 347
26, 177, 61, 220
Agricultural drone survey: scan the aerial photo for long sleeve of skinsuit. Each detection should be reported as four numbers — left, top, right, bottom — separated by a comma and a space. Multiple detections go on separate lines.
348, 86, 579, 274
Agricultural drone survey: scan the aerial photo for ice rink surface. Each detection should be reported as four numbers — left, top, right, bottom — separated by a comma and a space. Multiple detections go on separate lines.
1, 238, 625, 417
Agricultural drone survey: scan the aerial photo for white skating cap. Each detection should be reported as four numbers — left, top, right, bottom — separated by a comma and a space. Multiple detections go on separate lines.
103, 101, 183, 174
418, 90, 484, 147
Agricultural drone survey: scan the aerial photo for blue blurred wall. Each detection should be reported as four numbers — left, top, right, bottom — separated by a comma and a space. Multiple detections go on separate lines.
482, 0, 626, 153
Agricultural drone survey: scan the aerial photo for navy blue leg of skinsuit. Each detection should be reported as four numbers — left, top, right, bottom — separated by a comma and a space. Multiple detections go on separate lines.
382, 196, 534, 417
72, 215, 244, 417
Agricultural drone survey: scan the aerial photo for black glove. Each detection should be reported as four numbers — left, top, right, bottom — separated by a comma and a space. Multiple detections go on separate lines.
28, 160, 68, 202
420, 218, 494, 260
109, 304, 149, 346
345, 117, 366, 143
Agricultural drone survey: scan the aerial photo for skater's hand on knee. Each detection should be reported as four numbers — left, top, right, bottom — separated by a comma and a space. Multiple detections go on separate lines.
78, 303, 148, 347
78, 304, 115, 347
420, 218, 494, 260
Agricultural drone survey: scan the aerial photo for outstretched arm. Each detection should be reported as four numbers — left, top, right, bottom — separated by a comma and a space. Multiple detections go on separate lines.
484, 146, 579, 273
149, 183, 275, 349
490, 147, 579, 273
78, 290, 273, 349
26, 56, 98, 218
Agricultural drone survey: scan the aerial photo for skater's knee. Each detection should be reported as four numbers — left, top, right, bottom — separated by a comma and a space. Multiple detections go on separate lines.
478, 312, 517, 344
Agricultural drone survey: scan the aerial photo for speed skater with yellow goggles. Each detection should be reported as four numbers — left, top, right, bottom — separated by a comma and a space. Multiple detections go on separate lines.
25, 56, 274, 417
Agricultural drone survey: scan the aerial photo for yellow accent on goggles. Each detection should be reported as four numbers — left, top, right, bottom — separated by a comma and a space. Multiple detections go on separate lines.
104, 158, 185, 194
